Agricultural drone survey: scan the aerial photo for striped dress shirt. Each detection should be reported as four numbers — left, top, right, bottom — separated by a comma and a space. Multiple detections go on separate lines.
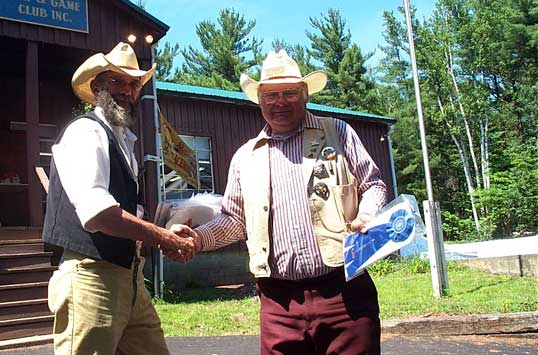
196, 112, 387, 280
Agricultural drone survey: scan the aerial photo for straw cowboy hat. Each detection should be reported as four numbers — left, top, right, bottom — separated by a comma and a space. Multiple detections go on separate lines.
240, 50, 328, 104
72, 42, 156, 104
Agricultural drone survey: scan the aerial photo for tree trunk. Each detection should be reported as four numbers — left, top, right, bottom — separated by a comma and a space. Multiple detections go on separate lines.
437, 95, 481, 232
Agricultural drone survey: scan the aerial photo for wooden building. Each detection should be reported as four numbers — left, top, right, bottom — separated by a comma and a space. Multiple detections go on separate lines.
0, 0, 168, 345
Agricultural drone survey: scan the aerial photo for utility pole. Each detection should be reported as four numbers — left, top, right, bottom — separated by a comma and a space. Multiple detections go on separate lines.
402, 0, 449, 298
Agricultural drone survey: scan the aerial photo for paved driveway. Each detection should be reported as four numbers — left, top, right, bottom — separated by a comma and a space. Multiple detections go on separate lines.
2, 334, 537, 354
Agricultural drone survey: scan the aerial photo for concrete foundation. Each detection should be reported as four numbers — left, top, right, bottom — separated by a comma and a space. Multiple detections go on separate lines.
460, 255, 538, 277
163, 250, 253, 291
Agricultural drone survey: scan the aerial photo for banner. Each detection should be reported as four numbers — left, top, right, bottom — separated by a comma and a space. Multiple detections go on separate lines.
159, 110, 199, 189
0, 0, 88, 33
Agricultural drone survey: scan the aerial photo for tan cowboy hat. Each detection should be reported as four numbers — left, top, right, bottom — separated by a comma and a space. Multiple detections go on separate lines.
240, 50, 327, 104
72, 42, 156, 104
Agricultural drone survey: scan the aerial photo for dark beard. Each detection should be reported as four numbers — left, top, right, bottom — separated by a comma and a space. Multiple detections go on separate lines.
95, 90, 138, 128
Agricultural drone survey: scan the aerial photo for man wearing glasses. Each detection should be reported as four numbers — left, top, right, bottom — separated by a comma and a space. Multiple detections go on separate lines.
43, 42, 197, 354
176, 50, 387, 354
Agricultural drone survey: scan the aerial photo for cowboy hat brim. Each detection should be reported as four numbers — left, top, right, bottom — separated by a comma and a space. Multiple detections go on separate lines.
240, 71, 328, 104
72, 52, 156, 105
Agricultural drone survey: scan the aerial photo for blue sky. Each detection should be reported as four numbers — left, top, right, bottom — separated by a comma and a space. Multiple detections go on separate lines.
144, 0, 436, 69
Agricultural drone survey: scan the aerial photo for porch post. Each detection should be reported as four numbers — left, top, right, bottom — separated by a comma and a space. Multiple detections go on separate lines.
25, 41, 43, 227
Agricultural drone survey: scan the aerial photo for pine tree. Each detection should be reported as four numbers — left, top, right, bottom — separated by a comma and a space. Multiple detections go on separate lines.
176, 8, 263, 90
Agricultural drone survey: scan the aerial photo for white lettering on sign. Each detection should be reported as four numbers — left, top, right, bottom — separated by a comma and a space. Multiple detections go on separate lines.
51, 10, 70, 22
18, 4, 48, 18
50, 0, 81, 12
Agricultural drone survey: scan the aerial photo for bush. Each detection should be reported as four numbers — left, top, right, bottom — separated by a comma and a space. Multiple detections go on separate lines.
368, 258, 395, 276
476, 139, 538, 237
441, 211, 482, 241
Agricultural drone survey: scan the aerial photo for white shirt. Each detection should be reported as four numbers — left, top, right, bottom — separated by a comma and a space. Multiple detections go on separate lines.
52, 107, 140, 232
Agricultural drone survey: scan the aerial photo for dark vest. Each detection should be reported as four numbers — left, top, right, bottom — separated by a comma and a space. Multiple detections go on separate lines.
42, 112, 138, 268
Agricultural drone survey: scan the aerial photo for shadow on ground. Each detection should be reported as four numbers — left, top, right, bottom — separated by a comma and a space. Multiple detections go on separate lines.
160, 282, 257, 304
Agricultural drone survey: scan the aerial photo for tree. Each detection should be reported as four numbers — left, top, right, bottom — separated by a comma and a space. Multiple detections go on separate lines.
154, 42, 180, 82
377, 0, 538, 240
306, 8, 379, 112
177, 8, 263, 90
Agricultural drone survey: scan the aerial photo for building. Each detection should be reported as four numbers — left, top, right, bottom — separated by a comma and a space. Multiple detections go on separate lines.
0, 0, 167, 344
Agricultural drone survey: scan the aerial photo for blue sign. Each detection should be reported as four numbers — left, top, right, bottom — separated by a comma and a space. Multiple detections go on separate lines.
0, 0, 88, 33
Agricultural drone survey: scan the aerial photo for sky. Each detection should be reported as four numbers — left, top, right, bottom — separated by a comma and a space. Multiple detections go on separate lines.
143, 0, 436, 69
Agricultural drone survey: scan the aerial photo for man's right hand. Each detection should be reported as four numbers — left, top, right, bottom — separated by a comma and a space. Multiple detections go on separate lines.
155, 227, 197, 263
169, 224, 202, 253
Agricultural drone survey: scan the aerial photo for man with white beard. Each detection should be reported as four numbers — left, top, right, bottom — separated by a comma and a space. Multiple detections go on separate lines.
42, 42, 196, 355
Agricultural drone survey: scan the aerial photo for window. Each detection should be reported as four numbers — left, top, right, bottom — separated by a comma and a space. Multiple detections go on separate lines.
161, 135, 214, 199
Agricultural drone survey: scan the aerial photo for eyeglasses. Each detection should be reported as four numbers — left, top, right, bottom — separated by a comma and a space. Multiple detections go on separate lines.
260, 89, 302, 104
98, 75, 141, 90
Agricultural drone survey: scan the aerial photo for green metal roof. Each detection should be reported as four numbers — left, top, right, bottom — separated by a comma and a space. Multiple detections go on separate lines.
156, 82, 395, 124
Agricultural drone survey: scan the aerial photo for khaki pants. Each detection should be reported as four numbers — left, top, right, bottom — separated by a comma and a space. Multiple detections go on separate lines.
48, 250, 169, 355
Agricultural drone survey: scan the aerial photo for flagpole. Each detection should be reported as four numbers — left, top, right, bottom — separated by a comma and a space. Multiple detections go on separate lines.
402, 0, 449, 298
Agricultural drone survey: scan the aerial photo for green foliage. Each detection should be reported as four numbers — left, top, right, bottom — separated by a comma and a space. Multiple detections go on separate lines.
306, 8, 351, 76
368, 258, 396, 276
369, 257, 436, 276
305, 8, 380, 113
441, 211, 482, 241
154, 42, 180, 82
177, 8, 262, 89
476, 139, 538, 237
379, 0, 538, 240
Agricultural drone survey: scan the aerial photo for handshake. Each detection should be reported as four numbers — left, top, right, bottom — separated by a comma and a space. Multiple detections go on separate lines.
151, 223, 201, 263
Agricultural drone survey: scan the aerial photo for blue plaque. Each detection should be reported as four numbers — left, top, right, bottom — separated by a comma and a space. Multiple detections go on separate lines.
343, 194, 426, 281
0, 0, 88, 33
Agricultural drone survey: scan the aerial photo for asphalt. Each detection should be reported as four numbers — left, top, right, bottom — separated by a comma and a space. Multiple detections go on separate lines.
2, 334, 537, 355
2, 312, 537, 354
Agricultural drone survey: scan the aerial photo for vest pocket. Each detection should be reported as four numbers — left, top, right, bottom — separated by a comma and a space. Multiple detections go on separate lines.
332, 183, 358, 224
311, 191, 347, 233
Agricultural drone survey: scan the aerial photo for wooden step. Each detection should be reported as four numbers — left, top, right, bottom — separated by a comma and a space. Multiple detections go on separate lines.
0, 228, 42, 241
0, 282, 48, 303
0, 240, 44, 254
0, 315, 54, 341
0, 252, 53, 269
0, 266, 56, 284
0, 299, 51, 321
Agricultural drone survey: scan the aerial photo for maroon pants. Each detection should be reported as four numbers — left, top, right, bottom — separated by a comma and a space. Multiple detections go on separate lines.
257, 270, 380, 355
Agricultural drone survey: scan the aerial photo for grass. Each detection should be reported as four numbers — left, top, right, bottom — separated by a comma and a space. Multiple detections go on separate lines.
154, 285, 260, 336
154, 258, 538, 336
371, 258, 538, 319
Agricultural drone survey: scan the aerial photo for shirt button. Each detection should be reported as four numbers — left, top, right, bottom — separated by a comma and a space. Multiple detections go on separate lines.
263, 206, 268, 212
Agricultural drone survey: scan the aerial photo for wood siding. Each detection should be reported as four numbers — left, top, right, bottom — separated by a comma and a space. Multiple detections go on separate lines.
0, 0, 167, 224
158, 93, 396, 200
0, 0, 166, 61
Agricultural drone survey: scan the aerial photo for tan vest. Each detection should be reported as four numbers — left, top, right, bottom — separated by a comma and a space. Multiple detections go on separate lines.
240, 116, 358, 278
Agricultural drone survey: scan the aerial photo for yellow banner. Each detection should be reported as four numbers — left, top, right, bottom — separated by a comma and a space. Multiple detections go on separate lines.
159, 110, 199, 188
